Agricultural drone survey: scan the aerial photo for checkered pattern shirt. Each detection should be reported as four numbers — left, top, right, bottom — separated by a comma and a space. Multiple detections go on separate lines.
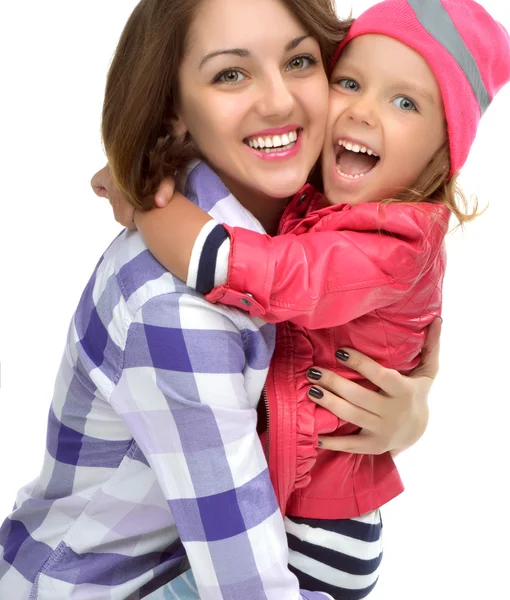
0, 162, 329, 600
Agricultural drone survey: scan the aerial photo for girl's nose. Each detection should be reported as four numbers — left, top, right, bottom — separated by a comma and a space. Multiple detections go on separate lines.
345, 97, 377, 127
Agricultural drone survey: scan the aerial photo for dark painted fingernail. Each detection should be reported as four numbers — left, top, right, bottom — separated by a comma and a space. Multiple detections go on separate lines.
317, 440, 323, 448
307, 368, 322, 381
309, 386, 324, 399
336, 349, 350, 361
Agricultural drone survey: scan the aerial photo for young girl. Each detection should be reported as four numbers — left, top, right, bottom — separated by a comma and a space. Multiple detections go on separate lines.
110, 0, 510, 596
0, 0, 435, 599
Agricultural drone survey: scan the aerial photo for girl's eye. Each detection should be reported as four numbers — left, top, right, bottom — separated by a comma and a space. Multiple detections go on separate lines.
338, 79, 360, 91
287, 55, 318, 71
215, 69, 245, 84
393, 96, 417, 111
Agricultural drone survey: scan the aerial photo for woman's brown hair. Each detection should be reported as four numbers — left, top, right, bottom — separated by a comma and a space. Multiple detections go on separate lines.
102, 0, 352, 209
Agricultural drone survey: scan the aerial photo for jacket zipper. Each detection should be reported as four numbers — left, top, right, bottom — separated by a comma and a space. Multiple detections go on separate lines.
262, 386, 270, 459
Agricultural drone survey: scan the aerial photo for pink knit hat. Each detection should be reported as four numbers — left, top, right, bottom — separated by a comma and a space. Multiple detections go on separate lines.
331, 0, 510, 176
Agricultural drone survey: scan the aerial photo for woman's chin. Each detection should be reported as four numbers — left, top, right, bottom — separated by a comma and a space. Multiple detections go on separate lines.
258, 174, 308, 200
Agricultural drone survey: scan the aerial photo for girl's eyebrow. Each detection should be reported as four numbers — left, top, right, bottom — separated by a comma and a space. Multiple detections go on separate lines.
331, 60, 362, 77
199, 35, 311, 69
391, 80, 436, 104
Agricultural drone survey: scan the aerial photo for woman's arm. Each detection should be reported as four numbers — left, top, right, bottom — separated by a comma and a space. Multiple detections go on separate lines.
115, 291, 330, 600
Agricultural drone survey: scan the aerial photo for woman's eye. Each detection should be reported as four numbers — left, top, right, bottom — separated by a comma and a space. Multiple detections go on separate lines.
393, 96, 417, 111
338, 79, 360, 91
287, 55, 317, 71
216, 70, 245, 84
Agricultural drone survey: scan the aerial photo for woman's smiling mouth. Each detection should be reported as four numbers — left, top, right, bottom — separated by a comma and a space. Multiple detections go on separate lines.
244, 127, 303, 160
245, 128, 300, 152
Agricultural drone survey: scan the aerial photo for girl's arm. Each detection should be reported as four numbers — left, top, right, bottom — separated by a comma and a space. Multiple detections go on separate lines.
135, 191, 214, 284
115, 291, 330, 600
134, 196, 446, 329
93, 166, 445, 330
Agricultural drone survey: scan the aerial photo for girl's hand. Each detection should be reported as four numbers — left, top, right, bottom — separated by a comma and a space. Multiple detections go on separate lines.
92, 164, 208, 283
154, 178, 176, 208
91, 164, 176, 227
91, 164, 136, 229
307, 318, 442, 455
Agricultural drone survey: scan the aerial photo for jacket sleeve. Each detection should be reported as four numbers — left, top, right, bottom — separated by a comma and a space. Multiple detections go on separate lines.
194, 205, 446, 329
111, 291, 329, 600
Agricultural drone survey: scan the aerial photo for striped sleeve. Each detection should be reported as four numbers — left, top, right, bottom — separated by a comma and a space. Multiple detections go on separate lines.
187, 220, 230, 294
111, 291, 314, 599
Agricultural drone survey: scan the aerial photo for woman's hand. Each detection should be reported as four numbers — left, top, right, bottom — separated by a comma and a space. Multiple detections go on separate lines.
307, 318, 442, 456
91, 164, 176, 228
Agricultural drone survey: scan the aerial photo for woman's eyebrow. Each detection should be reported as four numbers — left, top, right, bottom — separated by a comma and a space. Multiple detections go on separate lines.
199, 35, 311, 69
286, 34, 311, 51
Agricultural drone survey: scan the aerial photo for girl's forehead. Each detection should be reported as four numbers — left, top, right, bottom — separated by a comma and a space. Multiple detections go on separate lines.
334, 35, 436, 80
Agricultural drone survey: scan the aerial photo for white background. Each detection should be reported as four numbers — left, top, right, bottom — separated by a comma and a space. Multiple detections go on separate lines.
0, 1, 509, 598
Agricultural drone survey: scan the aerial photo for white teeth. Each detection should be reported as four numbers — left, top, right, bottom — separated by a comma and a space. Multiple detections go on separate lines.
337, 139, 379, 157
247, 129, 299, 150
336, 166, 367, 180
257, 143, 295, 153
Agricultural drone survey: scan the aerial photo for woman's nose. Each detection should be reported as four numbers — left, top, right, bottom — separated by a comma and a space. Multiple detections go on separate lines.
256, 75, 294, 119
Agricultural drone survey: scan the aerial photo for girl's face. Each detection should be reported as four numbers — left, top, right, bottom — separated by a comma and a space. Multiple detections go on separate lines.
322, 35, 447, 206
175, 0, 329, 206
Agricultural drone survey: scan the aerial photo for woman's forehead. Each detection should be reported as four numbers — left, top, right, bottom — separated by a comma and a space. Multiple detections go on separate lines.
187, 0, 308, 53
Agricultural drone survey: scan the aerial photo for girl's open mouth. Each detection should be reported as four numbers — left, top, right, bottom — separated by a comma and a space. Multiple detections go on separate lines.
335, 139, 380, 180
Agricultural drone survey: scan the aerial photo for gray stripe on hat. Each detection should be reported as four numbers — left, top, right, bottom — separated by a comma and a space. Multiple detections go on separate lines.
407, 0, 491, 113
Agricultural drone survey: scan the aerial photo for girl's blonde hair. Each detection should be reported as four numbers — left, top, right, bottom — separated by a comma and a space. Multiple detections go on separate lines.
391, 143, 484, 226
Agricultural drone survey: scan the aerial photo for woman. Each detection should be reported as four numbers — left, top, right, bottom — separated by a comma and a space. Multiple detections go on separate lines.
0, 1, 437, 599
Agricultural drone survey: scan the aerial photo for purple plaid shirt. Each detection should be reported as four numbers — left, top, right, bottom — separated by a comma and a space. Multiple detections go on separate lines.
0, 162, 330, 600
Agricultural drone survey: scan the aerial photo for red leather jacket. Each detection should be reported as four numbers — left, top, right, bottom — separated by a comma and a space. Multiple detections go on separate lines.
207, 185, 450, 519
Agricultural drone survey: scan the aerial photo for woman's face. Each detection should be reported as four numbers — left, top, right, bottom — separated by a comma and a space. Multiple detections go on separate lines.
175, 0, 329, 204
322, 35, 447, 206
